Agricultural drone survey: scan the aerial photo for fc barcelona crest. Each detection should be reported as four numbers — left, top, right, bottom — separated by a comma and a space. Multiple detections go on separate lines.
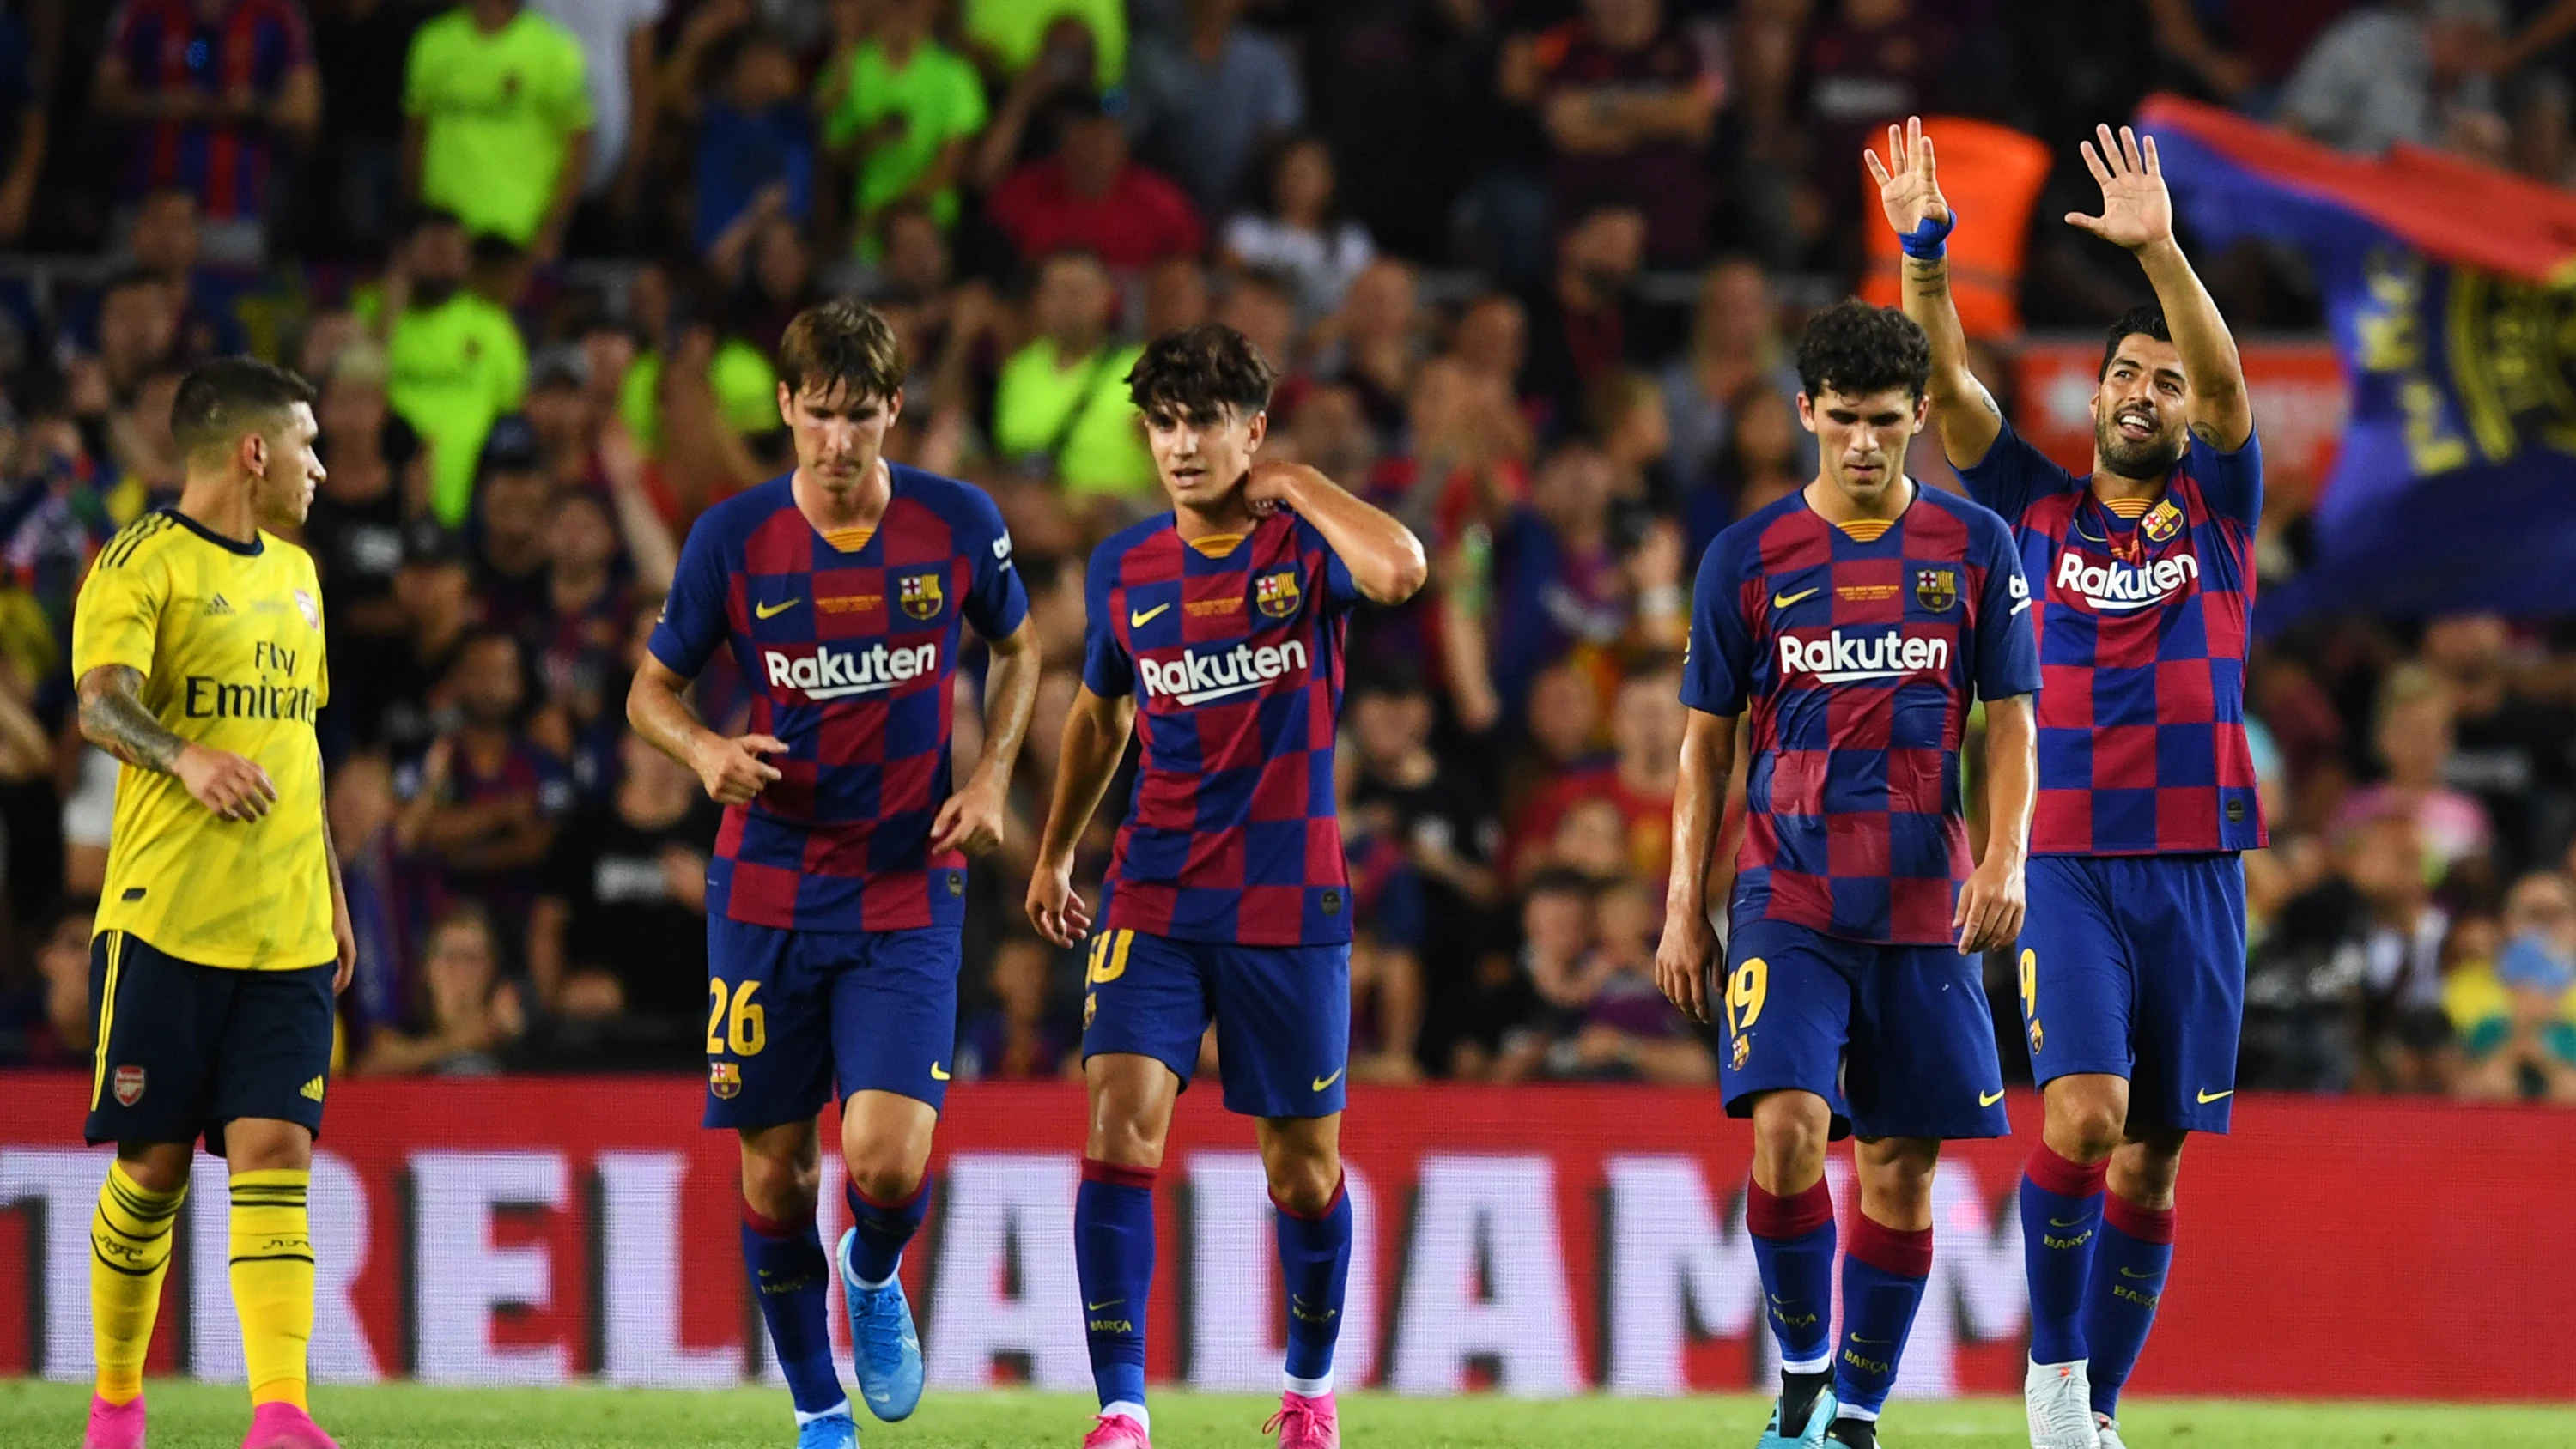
1913, 567, 1957, 613
708, 1062, 742, 1100
899, 572, 945, 621
1255, 569, 1302, 619
2142, 499, 2183, 543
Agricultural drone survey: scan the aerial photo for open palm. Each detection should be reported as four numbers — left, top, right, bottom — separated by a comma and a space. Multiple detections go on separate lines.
1864, 115, 1950, 237
2067, 122, 2173, 252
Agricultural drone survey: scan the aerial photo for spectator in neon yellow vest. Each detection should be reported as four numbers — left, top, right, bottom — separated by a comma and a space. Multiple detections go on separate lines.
403, 0, 594, 260
816, 0, 987, 247
991, 250, 1155, 503
372, 212, 529, 528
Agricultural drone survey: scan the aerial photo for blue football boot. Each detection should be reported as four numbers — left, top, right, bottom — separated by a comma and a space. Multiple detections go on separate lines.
795, 1410, 858, 1449
837, 1228, 926, 1422
1756, 1386, 1839, 1449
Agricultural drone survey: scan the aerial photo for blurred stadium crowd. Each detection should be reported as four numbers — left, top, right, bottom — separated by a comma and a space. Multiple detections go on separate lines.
0, 0, 2573, 1103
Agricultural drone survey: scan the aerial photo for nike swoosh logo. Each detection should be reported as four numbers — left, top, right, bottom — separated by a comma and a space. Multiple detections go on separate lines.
2119, 1267, 2159, 1279
1086, 1299, 1122, 1311
1130, 603, 1171, 627
756, 598, 800, 619
1312, 1067, 1346, 1092
869, 1391, 892, 1403
2049, 1216, 2091, 1228
2196, 1088, 2233, 1104
1849, 1335, 1889, 1344
1772, 587, 1821, 609
1979, 1089, 2006, 1106
930, 1062, 951, 1082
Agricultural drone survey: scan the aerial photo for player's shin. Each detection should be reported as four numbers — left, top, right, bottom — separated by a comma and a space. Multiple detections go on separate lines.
843, 1176, 931, 1287
228, 1168, 316, 1411
2020, 1143, 2109, 1365
1076, 1159, 1158, 1429
1273, 1173, 1352, 1396
90, 1161, 185, 1406
742, 1203, 848, 1419
1832, 1213, 1935, 1431
2081, 1195, 2174, 1418
1747, 1178, 1838, 1424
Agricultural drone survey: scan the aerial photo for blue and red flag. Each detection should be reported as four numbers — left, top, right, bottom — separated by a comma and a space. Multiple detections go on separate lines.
2139, 94, 2576, 624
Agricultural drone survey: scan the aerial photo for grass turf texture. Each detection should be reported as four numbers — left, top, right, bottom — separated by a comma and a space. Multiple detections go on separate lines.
4, 1383, 2571, 1448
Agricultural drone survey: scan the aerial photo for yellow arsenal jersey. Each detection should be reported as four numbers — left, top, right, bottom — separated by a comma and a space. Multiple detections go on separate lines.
71, 510, 333, 968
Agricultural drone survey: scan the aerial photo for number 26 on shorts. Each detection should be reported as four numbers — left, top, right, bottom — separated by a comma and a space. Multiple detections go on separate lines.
706, 979, 767, 1056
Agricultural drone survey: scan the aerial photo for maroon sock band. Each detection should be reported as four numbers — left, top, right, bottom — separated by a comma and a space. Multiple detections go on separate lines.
1848, 1212, 1935, 1277
742, 1201, 810, 1239
848, 1176, 927, 1213
1081, 1157, 1158, 1191
1746, 1178, 1833, 1239
2023, 1143, 2110, 1199
1270, 1172, 1347, 1222
2104, 1193, 2176, 1245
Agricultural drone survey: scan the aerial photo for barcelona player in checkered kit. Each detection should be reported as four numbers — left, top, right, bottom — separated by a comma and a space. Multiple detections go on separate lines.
1656, 300, 2040, 1449
1874, 118, 2263, 1449
1027, 324, 1426, 1449
630, 302, 1042, 1449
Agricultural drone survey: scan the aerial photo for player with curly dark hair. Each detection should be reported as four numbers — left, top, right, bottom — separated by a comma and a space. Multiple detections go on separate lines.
1656, 296, 2041, 1449
1028, 321, 1425, 1449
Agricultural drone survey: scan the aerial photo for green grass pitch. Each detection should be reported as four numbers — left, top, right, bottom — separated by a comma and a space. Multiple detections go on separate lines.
4, 1383, 2573, 1448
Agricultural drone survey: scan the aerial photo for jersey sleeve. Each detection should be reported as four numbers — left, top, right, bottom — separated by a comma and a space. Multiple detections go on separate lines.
1297, 516, 1364, 615
955, 486, 1030, 641
400, 21, 436, 118
1678, 530, 1756, 717
1971, 510, 2041, 701
647, 509, 733, 680
1080, 537, 1134, 698
1954, 415, 2078, 524
71, 533, 167, 682
2186, 425, 2263, 530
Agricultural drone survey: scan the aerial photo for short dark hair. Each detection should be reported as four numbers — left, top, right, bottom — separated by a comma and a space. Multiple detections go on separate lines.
775, 299, 906, 403
1125, 323, 1277, 421
170, 357, 313, 460
2099, 303, 2172, 379
1795, 299, 1932, 403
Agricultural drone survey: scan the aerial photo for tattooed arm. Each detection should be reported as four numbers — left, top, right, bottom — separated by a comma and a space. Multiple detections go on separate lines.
76, 664, 276, 822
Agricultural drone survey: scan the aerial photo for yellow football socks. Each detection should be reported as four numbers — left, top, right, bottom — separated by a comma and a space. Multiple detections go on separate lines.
90, 1160, 185, 1405
228, 1167, 315, 1410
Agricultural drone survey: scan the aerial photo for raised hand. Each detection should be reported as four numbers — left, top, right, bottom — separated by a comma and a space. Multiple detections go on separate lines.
2065, 123, 2173, 252
1864, 115, 1951, 239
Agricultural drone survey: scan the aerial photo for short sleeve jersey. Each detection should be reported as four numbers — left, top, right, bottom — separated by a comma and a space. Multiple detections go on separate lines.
403, 8, 593, 246
1682, 485, 2038, 945
72, 510, 334, 968
647, 468, 1028, 933
1082, 509, 1363, 946
1957, 419, 2265, 855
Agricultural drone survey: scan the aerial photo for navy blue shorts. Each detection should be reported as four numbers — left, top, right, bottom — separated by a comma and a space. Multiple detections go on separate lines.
2018, 853, 2246, 1134
1719, 913, 2009, 1142
1078, 929, 1350, 1119
703, 918, 960, 1130
83, 931, 336, 1155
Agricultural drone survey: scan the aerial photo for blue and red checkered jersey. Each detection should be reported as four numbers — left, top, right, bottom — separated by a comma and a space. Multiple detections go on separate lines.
110, 0, 311, 220
1082, 509, 1363, 946
1682, 484, 2038, 945
647, 466, 1028, 932
1958, 419, 2265, 856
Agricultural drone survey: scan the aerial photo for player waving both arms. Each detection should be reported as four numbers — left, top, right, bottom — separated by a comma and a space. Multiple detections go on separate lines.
1869, 117, 2263, 1449
1028, 324, 1426, 1449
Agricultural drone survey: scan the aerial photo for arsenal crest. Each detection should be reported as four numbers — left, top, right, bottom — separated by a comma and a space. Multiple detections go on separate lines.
899, 572, 945, 621
1255, 569, 1302, 619
112, 1064, 146, 1106
1913, 567, 1957, 613
708, 1062, 742, 1100
2142, 499, 2183, 543
294, 588, 319, 629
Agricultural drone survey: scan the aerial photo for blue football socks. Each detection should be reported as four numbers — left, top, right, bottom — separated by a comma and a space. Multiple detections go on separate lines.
1834, 1214, 1933, 1421
1273, 1173, 1353, 1394
2020, 1143, 2109, 1365
844, 1175, 931, 1288
742, 1203, 845, 1416
2085, 1195, 2175, 1417
1076, 1158, 1157, 1426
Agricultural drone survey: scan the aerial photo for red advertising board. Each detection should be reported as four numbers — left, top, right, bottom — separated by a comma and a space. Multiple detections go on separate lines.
4, 1076, 2573, 1400
2010, 341, 2348, 498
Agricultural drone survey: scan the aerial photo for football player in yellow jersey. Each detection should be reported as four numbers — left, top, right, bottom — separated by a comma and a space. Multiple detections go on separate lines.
70, 358, 354, 1449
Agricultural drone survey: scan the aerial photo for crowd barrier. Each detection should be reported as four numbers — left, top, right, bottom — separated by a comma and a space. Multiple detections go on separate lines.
4, 1076, 2570, 1399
